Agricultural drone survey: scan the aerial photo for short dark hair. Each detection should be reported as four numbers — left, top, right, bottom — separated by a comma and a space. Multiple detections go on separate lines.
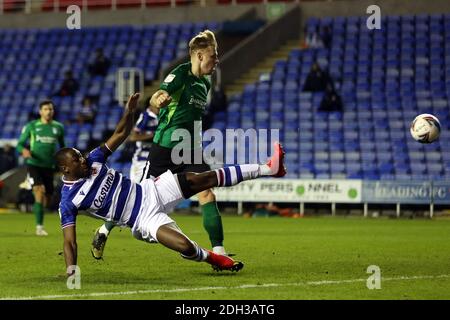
55, 147, 72, 172
39, 100, 54, 109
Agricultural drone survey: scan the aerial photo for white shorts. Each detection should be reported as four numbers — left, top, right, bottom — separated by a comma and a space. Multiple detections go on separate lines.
129, 160, 147, 183
131, 170, 184, 243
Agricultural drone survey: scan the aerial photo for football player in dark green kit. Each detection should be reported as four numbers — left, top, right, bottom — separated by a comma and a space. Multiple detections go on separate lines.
16, 100, 65, 236
92, 30, 235, 260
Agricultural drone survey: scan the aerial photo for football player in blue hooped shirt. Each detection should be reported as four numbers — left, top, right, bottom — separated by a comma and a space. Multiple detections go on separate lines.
129, 97, 159, 183
55, 93, 287, 277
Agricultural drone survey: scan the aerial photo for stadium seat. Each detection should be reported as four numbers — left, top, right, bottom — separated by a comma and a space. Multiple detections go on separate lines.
0, 21, 223, 164
2, 13, 448, 181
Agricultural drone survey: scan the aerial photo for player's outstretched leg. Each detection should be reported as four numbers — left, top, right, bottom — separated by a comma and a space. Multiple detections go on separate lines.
186, 142, 284, 259
91, 221, 115, 260
176, 142, 286, 198
156, 224, 243, 272
198, 191, 229, 256
33, 186, 48, 236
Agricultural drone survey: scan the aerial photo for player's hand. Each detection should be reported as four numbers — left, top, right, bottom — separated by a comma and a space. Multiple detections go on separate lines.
22, 149, 32, 158
125, 93, 140, 113
154, 91, 172, 108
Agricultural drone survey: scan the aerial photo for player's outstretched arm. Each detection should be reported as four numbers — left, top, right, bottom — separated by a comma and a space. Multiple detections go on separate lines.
150, 90, 172, 109
62, 225, 78, 276
105, 93, 140, 152
16, 124, 32, 158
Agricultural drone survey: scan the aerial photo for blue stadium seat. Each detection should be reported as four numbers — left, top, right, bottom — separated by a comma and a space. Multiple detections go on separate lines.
4, 17, 450, 181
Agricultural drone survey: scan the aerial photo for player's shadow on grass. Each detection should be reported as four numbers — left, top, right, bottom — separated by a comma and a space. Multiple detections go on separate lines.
201, 271, 243, 277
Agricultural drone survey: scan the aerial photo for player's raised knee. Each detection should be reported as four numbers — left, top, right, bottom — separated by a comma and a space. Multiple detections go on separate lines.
198, 188, 216, 203
33, 185, 46, 196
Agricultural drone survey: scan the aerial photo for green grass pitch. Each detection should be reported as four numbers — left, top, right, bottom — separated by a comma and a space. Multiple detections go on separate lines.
1, 212, 450, 300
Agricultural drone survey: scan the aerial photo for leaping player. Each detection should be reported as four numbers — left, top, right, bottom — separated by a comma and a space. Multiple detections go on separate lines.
55, 93, 286, 276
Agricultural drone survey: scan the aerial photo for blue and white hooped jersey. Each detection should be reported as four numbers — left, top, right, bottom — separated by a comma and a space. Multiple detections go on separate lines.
58, 147, 143, 229
133, 109, 158, 162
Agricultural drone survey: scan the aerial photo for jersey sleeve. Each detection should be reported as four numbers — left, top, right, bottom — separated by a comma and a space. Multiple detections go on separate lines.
59, 200, 78, 229
16, 123, 31, 153
87, 145, 111, 165
149, 114, 158, 132
159, 66, 186, 95
134, 112, 147, 132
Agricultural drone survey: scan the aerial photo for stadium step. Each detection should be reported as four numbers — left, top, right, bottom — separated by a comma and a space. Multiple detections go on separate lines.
225, 37, 301, 96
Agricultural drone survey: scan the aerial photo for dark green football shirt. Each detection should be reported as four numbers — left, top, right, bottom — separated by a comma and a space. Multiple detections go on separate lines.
16, 119, 65, 169
153, 62, 211, 149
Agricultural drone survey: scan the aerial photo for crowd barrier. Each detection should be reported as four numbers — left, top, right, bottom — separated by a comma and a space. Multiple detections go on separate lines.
211, 179, 450, 217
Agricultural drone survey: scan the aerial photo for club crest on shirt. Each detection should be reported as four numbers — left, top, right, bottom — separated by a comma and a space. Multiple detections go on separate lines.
164, 74, 176, 83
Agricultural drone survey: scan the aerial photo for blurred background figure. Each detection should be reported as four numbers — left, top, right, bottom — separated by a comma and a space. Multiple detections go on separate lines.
55, 70, 79, 97
88, 48, 111, 77
128, 97, 159, 183
74, 96, 98, 125
320, 25, 332, 49
319, 84, 343, 112
16, 179, 34, 213
302, 62, 331, 92
245, 202, 301, 218
16, 100, 65, 236
0, 144, 17, 175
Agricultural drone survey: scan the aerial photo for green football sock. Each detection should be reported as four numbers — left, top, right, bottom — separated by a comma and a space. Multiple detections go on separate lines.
201, 201, 224, 248
33, 202, 44, 226
104, 221, 115, 232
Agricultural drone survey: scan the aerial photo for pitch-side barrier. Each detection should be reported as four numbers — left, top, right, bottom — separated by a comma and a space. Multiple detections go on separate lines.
209, 179, 450, 218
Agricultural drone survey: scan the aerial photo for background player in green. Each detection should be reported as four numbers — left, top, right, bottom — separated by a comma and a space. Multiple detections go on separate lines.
16, 100, 65, 236
91, 30, 233, 259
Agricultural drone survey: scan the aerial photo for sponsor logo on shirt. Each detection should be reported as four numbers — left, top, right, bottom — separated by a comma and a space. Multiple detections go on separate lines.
93, 172, 115, 208
189, 97, 207, 109
35, 135, 57, 143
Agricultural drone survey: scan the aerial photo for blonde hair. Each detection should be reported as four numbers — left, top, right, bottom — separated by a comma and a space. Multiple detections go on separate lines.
189, 29, 217, 55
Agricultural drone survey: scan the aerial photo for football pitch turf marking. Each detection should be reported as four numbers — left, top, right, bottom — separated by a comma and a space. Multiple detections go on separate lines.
2, 274, 450, 300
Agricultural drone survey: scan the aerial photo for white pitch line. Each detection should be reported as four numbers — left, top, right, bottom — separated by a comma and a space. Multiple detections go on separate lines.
2, 274, 450, 300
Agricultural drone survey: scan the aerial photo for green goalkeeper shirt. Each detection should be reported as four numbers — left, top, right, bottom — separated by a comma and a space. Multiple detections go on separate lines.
16, 119, 65, 169
153, 62, 211, 149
